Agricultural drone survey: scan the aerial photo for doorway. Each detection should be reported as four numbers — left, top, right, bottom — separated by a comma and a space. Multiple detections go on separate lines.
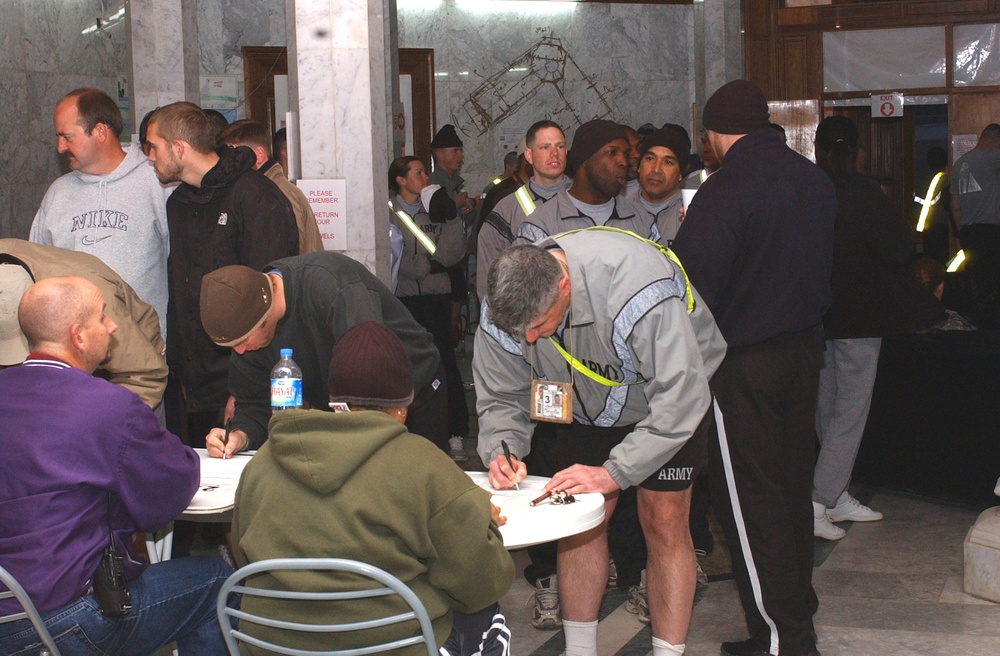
398, 49, 436, 169
242, 46, 288, 133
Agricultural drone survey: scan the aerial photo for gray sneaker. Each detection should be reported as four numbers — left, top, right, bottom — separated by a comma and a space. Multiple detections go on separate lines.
606, 557, 618, 589
531, 575, 562, 630
449, 436, 466, 461
694, 562, 709, 604
625, 569, 649, 624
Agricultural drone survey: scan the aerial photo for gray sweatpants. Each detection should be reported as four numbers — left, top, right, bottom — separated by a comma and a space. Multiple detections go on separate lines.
813, 337, 882, 508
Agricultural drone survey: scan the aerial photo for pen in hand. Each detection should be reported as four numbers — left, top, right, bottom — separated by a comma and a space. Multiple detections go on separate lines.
501, 440, 519, 491
222, 419, 232, 460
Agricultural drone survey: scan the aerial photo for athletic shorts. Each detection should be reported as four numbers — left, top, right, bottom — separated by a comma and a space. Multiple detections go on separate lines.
548, 402, 712, 492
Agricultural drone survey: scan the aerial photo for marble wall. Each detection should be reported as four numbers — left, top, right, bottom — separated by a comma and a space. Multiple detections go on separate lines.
397, 0, 696, 192
197, 0, 286, 103
0, 0, 742, 237
0, 0, 129, 239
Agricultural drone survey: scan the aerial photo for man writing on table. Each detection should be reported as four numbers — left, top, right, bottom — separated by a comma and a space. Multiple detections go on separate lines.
198, 251, 445, 456
474, 228, 726, 656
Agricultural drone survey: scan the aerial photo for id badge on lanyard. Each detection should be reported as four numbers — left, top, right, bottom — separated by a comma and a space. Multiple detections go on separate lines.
530, 379, 573, 424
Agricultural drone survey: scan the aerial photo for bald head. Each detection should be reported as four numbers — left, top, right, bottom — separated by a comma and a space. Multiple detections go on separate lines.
19, 277, 116, 372
19, 278, 90, 349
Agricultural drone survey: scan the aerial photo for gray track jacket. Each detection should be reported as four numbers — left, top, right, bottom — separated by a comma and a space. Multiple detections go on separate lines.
474, 229, 726, 489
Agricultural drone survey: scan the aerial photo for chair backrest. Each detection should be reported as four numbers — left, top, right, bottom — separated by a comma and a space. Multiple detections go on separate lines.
217, 558, 438, 656
0, 565, 61, 656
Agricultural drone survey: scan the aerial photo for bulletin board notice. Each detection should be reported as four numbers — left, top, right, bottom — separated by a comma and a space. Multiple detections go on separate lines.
296, 179, 347, 251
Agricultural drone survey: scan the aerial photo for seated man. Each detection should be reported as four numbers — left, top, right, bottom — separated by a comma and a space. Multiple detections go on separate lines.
0, 277, 230, 655
231, 321, 514, 655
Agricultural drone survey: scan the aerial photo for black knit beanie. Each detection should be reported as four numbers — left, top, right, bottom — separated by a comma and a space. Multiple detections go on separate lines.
639, 126, 692, 174
568, 120, 628, 171
703, 80, 770, 135
430, 124, 463, 149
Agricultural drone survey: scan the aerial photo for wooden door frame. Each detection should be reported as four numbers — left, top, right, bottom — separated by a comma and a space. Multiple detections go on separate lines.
399, 48, 436, 169
243, 46, 288, 134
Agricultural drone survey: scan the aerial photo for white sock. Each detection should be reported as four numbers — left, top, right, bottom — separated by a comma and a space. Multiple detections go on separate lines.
563, 619, 598, 656
836, 490, 851, 506
652, 636, 685, 656
813, 501, 827, 519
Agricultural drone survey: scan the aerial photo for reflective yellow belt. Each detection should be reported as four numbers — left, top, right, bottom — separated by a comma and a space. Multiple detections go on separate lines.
514, 185, 537, 216
545, 226, 695, 387
914, 172, 945, 233
388, 200, 436, 255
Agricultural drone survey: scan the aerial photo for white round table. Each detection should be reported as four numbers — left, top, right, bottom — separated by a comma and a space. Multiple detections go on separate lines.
466, 472, 606, 549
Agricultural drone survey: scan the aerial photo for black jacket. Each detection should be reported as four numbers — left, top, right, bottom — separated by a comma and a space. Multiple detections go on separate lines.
228, 251, 441, 448
824, 174, 945, 338
166, 145, 299, 411
673, 128, 836, 348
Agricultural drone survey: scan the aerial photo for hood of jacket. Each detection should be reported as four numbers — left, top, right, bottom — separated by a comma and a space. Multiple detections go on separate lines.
202, 145, 257, 189
172, 145, 257, 204
266, 409, 408, 495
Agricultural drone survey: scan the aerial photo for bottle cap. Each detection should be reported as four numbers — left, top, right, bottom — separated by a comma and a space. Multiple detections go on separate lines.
280, 348, 292, 358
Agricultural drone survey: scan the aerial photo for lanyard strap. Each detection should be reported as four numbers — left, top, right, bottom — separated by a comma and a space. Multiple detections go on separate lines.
555, 226, 694, 313
543, 225, 697, 387
547, 335, 640, 387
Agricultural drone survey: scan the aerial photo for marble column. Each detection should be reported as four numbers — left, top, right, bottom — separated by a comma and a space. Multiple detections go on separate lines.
694, 0, 745, 120
127, 0, 200, 128
286, 0, 393, 284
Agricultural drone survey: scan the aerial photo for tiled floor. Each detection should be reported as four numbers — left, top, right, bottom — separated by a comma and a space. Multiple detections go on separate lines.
489, 487, 1000, 656
452, 340, 1000, 656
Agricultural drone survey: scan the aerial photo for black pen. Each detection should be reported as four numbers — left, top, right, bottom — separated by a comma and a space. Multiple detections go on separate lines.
222, 419, 232, 460
501, 440, 519, 491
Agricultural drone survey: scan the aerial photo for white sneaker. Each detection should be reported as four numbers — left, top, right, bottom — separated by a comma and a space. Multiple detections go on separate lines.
448, 436, 466, 461
814, 514, 846, 540
828, 493, 883, 523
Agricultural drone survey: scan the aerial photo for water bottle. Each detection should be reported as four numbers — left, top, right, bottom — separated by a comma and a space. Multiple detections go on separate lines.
271, 348, 303, 413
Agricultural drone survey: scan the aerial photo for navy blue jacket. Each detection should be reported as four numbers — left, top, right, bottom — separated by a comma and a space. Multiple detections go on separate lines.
672, 129, 836, 348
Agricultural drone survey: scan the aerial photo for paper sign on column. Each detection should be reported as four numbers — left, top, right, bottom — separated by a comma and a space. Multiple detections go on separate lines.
296, 179, 347, 251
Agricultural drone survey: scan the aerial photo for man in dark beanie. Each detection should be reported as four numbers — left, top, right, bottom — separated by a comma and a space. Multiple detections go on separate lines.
672, 79, 835, 656
635, 125, 691, 247
510, 119, 650, 247
231, 320, 515, 656
429, 124, 475, 216
427, 124, 473, 442
196, 251, 448, 457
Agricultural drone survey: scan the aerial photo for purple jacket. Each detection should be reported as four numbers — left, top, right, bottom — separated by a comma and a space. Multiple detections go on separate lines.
0, 357, 199, 614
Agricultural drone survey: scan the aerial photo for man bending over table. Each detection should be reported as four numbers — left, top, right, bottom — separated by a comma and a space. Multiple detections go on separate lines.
474, 229, 726, 656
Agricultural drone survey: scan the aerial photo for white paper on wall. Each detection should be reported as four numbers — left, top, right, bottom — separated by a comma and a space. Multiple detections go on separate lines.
823, 27, 946, 93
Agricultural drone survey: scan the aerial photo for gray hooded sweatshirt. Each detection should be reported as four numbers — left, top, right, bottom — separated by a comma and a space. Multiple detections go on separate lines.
30, 146, 171, 340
